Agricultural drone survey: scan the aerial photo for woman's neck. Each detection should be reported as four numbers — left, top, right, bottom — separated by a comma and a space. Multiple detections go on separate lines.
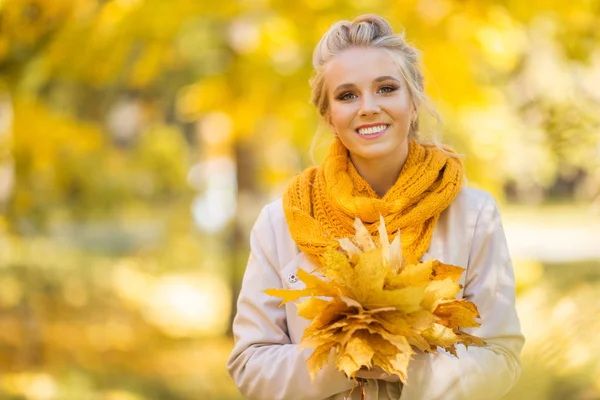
349, 144, 409, 198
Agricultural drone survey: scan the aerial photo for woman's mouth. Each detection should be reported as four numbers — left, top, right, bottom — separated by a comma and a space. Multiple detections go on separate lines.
356, 124, 389, 139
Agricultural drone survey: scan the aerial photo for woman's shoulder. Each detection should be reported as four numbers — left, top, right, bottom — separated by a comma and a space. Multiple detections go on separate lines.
431, 186, 504, 268
254, 198, 300, 265
451, 186, 498, 215
261, 198, 286, 227
251, 198, 284, 227
438, 186, 501, 236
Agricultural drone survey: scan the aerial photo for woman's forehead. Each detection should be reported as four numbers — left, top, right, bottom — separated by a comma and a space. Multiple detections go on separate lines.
324, 47, 402, 86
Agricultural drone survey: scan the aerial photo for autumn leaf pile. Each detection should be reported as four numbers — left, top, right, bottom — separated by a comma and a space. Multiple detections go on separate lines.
265, 217, 485, 384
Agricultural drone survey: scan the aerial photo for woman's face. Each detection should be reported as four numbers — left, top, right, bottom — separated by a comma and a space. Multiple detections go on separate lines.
324, 47, 415, 165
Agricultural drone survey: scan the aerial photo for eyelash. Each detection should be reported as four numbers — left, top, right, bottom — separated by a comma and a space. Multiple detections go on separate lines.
336, 85, 399, 101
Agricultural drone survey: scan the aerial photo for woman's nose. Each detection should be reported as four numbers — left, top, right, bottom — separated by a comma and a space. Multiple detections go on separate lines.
359, 94, 381, 115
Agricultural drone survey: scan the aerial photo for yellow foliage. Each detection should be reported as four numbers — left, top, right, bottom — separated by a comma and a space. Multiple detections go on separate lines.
265, 217, 485, 384
12, 99, 103, 173
129, 42, 167, 88
176, 77, 232, 121
435, 299, 481, 329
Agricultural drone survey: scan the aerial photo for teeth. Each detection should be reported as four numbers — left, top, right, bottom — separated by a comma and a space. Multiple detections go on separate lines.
357, 125, 387, 135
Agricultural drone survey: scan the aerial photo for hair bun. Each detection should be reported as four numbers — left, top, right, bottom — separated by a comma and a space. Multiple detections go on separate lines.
351, 14, 394, 38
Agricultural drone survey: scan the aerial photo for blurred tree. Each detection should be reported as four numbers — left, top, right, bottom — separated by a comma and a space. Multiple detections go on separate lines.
0, 0, 211, 231
1, 0, 597, 230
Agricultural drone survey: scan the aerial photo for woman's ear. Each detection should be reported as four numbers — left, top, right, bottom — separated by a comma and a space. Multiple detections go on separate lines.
325, 114, 337, 137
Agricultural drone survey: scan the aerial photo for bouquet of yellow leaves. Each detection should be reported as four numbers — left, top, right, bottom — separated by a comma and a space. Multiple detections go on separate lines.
265, 216, 485, 385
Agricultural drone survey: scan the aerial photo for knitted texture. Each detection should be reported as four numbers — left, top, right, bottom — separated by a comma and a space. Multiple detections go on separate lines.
283, 138, 464, 267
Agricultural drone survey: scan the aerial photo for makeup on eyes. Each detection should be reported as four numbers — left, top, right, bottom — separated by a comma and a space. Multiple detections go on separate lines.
335, 84, 399, 101
333, 75, 402, 93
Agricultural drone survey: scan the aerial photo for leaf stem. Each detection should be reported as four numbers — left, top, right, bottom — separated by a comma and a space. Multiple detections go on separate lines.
359, 378, 365, 400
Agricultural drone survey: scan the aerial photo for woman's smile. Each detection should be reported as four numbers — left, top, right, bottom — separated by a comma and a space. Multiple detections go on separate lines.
356, 123, 390, 139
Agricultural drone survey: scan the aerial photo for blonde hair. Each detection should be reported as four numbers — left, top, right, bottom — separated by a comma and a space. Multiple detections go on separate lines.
310, 14, 435, 141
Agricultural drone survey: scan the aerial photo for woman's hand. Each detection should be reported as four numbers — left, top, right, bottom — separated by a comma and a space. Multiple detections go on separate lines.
353, 366, 400, 383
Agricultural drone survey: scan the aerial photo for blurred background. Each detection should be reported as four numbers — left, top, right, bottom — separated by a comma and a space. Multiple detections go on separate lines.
0, 0, 599, 399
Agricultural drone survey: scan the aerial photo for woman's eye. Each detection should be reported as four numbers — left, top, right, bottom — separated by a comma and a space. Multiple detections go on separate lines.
337, 92, 357, 101
379, 85, 398, 94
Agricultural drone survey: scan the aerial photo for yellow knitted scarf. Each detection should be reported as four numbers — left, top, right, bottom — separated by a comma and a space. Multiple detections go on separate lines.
283, 138, 464, 267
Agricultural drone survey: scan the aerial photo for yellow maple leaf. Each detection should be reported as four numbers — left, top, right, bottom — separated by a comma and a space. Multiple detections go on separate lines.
337, 237, 362, 265
386, 259, 434, 289
345, 334, 375, 371
264, 268, 342, 306
377, 215, 391, 265
352, 217, 376, 252
351, 249, 393, 304
421, 323, 461, 356
388, 351, 412, 383
297, 297, 329, 320
455, 330, 486, 348
321, 248, 355, 282
375, 310, 435, 352
336, 352, 361, 378
432, 261, 465, 282
434, 299, 481, 329
367, 331, 412, 379
388, 232, 402, 274
420, 278, 462, 312
306, 345, 334, 381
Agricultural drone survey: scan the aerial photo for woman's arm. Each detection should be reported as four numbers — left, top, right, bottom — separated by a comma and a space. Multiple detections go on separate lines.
400, 193, 525, 400
226, 205, 353, 400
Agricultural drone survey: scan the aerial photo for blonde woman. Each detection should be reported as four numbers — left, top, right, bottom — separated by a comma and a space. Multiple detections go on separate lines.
227, 14, 524, 400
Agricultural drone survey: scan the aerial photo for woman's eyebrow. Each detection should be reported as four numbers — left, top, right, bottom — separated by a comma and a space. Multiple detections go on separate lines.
334, 76, 401, 93
374, 76, 401, 83
333, 83, 355, 94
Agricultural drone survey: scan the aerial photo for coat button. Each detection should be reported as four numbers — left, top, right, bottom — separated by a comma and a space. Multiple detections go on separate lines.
288, 272, 298, 283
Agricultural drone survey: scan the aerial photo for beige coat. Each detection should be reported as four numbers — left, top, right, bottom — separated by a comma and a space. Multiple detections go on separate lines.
227, 187, 524, 400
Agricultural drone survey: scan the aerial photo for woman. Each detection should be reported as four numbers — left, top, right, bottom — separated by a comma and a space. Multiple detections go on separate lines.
227, 14, 524, 400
